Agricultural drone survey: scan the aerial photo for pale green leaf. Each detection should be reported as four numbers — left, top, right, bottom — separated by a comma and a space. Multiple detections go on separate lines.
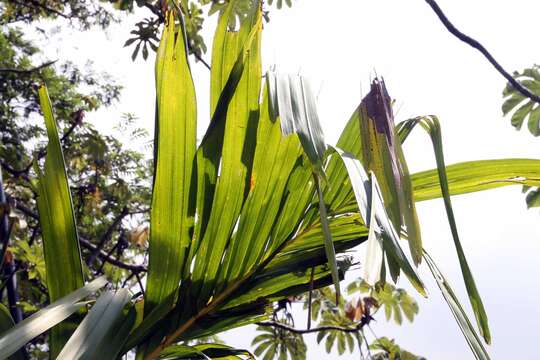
0, 276, 107, 360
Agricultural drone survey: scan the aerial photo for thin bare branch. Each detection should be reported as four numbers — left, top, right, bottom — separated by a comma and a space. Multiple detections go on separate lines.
87, 206, 129, 265
8, 0, 68, 19
0, 60, 57, 75
79, 238, 146, 273
256, 321, 361, 334
425, 0, 540, 104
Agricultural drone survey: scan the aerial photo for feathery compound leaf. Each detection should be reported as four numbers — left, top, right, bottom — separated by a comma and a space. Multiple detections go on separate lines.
145, 10, 197, 314
268, 71, 340, 301
398, 116, 490, 343
36, 85, 85, 356
57, 289, 132, 360
423, 252, 490, 360
0, 276, 107, 359
358, 79, 422, 266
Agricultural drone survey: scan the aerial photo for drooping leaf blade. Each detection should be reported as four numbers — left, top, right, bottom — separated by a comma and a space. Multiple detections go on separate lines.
0, 276, 107, 360
57, 289, 132, 360
268, 71, 341, 301
423, 251, 490, 360
0, 304, 25, 360
370, 173, 425, 296
398, 116, 490, 343
358, 79, 422, 265
160, 343, 254, 359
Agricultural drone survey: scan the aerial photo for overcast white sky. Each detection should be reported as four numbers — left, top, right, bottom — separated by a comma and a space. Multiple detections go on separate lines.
35, 0, 540, 358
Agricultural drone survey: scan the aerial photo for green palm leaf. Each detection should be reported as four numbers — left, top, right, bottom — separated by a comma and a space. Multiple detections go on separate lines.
57, 289, 132, 360
423, 251, 490, 360
397, 116, 490, 343
357, 79, 422, 266
145, 10, 197, 314
0, 304, 25, 360
35, 85, 85, 356
267, 71, 341, 302
191, 0, 263, 307
0, 276, 107, 359
412, 159, 540, 201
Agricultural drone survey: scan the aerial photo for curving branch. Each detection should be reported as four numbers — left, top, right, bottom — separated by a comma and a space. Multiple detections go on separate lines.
255, 321, 361, 334
8, 0, 68, 19
425, 0, 540, 104
0, 60, 57, 75
79, 238, 146, 273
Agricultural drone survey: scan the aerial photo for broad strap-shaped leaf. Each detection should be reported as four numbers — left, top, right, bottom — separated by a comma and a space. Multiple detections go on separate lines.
398, 116, 490, 343
328, 147, 381, 284
412, 159, 540, 202
423, 251, 490, 360
145, 11, 197, 315
122, 292, 177, 354
222, 263, 343, 310
358, 79, 422, 265
0, 276, 107, 359
57, 289, 132, 360
191, 1, 237, 250
267, 72, 327, 177
191, 0, 263, 307
0, 303, 25, 360
92, 307, 137, 360
35, 85, 85, 356
217, 79, 302, 288
267, 71, 340, 301
160, 343, 254, 359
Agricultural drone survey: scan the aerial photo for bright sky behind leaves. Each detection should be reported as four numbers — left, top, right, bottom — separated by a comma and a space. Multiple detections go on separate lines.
35, 0, 540, 358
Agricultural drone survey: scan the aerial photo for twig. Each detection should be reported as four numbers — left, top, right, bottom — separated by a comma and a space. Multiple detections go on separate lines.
142, 1, 164, 21
134, 270, 145, 296
0, 60, 57, 75
9, 0, 68, 19
4, 258, 22, 323
193, 53, 211, 70
87, 206, 129, 265
307, 267, 314, 329
425, 0, 540, 104
0, 168, 10, 271
3, 108, 85, 177
79, 238, 146, 273
255, 321, 361, 334
0, 162, 30, 182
